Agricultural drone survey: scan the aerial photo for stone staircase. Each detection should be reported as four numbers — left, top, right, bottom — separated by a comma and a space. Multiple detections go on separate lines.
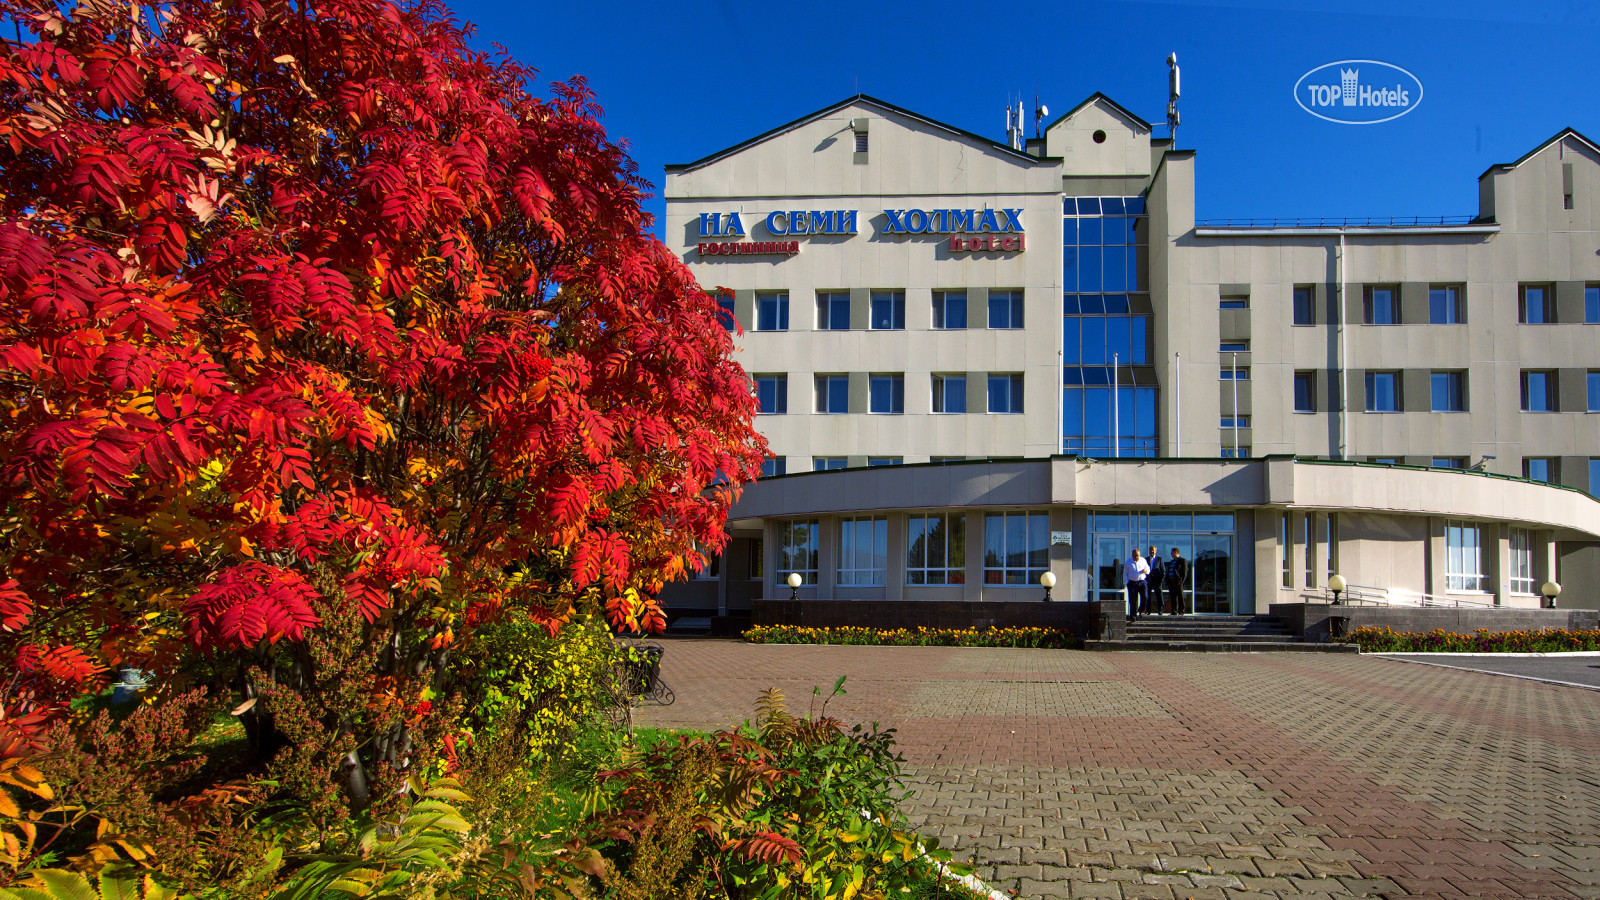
1086, 613, 1359, 652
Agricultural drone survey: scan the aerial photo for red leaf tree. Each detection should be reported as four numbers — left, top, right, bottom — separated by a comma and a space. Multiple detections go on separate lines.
0, 0, 761, 798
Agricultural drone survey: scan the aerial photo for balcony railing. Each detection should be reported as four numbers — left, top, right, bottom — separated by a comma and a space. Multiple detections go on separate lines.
1195, 215, 1482, 229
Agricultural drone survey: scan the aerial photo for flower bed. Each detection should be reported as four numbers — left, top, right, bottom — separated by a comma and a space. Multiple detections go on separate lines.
745, 624, 1079, 649
1344, 626, 1600, 653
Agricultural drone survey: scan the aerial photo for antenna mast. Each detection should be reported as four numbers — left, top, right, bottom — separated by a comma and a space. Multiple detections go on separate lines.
1166, 53, 1181, 145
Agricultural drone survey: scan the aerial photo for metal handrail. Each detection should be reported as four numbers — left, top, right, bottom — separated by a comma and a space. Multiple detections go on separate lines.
1195, 215, 1481, 229
1323, 583, 1497, 608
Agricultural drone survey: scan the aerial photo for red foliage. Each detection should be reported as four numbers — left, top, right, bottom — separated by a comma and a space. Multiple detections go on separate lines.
0, 0, 763, 754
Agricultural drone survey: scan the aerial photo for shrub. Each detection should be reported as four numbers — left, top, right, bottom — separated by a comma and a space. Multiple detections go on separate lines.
746, 624, 1080, 649
1344, 626, 1600, 653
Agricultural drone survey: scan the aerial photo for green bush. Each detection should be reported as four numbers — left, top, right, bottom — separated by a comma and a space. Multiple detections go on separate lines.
1344, 626, 1600, 653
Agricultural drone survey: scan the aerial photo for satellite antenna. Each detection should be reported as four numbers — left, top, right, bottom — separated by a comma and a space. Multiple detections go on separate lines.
1034, 94, 1049, 138
1167, 53, 1181, 145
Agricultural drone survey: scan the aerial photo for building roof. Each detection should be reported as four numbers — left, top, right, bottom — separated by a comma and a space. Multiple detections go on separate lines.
663, 94, 1053, 174
1043, 92, 1153, 134
1478, 127, 1600, 181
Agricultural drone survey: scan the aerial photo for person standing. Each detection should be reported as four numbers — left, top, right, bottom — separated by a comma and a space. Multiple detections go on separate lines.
1165, 547, 1189, 616
1123, 548, 1149, 622
1146, 545, 1165, 616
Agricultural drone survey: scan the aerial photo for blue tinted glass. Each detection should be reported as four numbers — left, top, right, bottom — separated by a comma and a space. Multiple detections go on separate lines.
987, 376, 1005, 412
1102, 247, 1127, 292
1124, 217, 1140, 245
1079, 294, 1105, 314
1085, 387, 1112, 436
1528, 459, 1550, 482
1588, 372, 1600, 412
1591, 459, 1600, 497
1103, 293, 1130, 314
1062, 247, 1078, 291
1130, 317, 1149, 364
1101, 216, 1125, 245
1063, 317, 1080, 363
1106, 316, 1130, 362
829, 377, 849, 412
1076, 197, 1100, 215
1116, 386, 1135, 435
1062, 367, 1083, 385
988, 294, 1009, 328
870, 377, 889, 412
1079, 250, 1102, 292
1083, 367, 1111, 386
1062, 294, 1080, 315
1078, 218, 1102, 245
1125, 196, 1146, 215
1588, 286, 1600, 324
1102, 197, 1125, 215
1135, 387, 1158, 438
1081, 317, 1106, 364
1062, 218, 1077, 245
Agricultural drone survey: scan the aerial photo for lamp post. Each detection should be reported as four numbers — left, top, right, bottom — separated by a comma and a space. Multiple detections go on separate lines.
1040, 571, 1056, 602
786, 572, 802, 601
1541, 580, 1562, 609
1328, 573, 1346, 605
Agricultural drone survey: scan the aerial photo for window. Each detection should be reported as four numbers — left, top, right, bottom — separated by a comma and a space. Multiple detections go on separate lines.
931, 374, 966, 413
813, 457, 847, 471
1588, 370, 1600, 412
715, 294, 736, 331
867, 457, 903, 467
748, 538, 764, 579
815, 375, 849, 414
1303, 513, 1316, 589
988, 290, 1024, 329
691, 543, 720, 580
1445, 521, 1485, 592
987, 374, 1023, 414
1220, 367, 1250, 380
754, 374, 787, 415
1279, 514, 1291, 588
854, 131, 868, 153
1294, 371, 1316, 413
869, 290, 904, 330
1326, 513, 1338, 583
982, 511, 1049, 585
1292, 287, 1315, 326
868, 374, 904, 414
1521, 370, 1556, 412
930, 456, 965, 463
1587, 285, 1599, 324
1219, 340, 1249, 353
1220, 416, 1250, 428
932, 291, 967, 329
816, 292, 850, 330
1509, 528, 1535, 595
760, 457, 786, 478
1367, 457, 1399, 465
1432, 457, 1466, 469
777, 519, 819, 585
1592, 458, 1600, 497
1219, 295, 1248, 309
836, 516, 887, 586
1519, 284, 1555, 324
1365, 371, 1400, 412
1524, 457, 1557, 483
907, 513, 966, 585
755, 292, 788, 331
1221, 445, 1250, 458
1429, 285, 1462, 324
1430, 371, 1466, 412
1363, 285, 1399, 325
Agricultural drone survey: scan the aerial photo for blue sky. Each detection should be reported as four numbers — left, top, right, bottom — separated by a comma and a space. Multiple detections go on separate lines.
449, 0, 1597, 234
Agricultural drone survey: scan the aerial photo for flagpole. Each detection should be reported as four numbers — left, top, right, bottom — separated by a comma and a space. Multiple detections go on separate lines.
1113, 352, 1120, 458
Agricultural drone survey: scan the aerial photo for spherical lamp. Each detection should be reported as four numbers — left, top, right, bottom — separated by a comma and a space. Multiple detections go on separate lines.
1040, 571, 1056, 602
786, 571, 802, 601
1541, 581, 1562, 609
1328, 574, 1347, 605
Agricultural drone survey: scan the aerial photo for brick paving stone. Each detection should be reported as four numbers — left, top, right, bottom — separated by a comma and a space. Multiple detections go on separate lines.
639, 641, 1600, 899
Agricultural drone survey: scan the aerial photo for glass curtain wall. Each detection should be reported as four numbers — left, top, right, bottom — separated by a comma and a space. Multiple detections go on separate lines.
1063, 196, 1158, 457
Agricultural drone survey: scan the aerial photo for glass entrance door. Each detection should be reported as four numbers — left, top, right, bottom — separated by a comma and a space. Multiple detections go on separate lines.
1094, 536, 1128, 607
1088, 512, 1235, 614
1193, 534, 1233, 614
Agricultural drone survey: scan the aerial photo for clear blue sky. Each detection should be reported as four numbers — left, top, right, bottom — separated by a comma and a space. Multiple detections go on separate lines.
449, 0, 1597, 234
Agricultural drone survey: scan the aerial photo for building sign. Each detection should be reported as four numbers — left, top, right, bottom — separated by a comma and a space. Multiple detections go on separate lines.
697, 240, 799, 256
688, 205, 1027, 258
883, 207, 1026, 253
1294, 60, 1423, 125
692, 209, 857, 258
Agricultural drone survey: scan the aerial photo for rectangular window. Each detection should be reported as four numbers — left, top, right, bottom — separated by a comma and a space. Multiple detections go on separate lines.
987, 374, 1023, 414
715, 294, 736, 332
1587, 285, 1600, 324
1432, 457, 1466, 469
988, 290, 1024, 329
1521, 370, 1557, 412
748, 538, 764, 579
1219, 367, 1251, 381
867, 457, 903, 467
1445, 521, 1485, 592
1327, 513, 1338, 583
837, 516, 887, 586
932, 291, 967, 329
1509, 528, 1535, 595
1368, 457, 1400, 465
982, 511, 1049, 585
760, 457, 786, 478
906, 513, 966, 585
691, 542, 720, 581
1364, 285, 1399, 325
1430, 371, 1466, 412
1592, 458, 1600, 497
815, 375, 849, 414
816, 292, 850, 330
869, 290, 905, 330
1524, 457, 1557, 483
813, 457, 847, 471
1365, 371, 1400, 412
1519, 284, 1555, 324
754, 374, 787, 415
1219, 340, 1249, 353
1303, 513, 1316, 589
1219, 295, 1248, 309
868, 374, 904, 414
755, 292, 789, 331
1588, 370, 1600, 412
777, 519, 819, 585
1292, 286, 1315, 326
1429, 285, 1463, 324
932, 374, 966, 413
1221, 445, 1251, 458
1294, 371, 1316, 413
1279, 513, 1291, 588
1220, 416, 1250, 428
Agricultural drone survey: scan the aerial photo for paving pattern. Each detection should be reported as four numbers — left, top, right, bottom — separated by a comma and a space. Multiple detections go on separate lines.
638, 640, 1600, 899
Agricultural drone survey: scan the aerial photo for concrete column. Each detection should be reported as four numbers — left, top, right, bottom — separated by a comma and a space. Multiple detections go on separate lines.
1253, 509, 1280, 614
1492, 522, 1509, 607
886, 514, 906, 600
1426, 518, 1446, 598
1048, 507, 1072, 603
963, 511, 985, 602
1542, 530, 1559, 591
817, 517, 837, 600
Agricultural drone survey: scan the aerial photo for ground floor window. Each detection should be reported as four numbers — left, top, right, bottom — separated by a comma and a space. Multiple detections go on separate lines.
837, 517, 888, 586
907, 513, 966, 584
983, 512, 1049, 584
778, 520, 819, 585
1509, 528, 1535, 596
1445, 521, 1485, 592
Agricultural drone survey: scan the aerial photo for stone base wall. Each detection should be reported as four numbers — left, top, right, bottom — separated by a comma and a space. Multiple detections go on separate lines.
750, 599, 1126, 642
1269, 603, 1600, 644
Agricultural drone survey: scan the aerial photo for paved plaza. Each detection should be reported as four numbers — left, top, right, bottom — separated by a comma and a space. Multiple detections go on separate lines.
638, 641, 1600, 899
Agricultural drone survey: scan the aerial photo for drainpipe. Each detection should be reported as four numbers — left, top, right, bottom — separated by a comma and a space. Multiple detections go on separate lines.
1231, 352, 1239, 456
1338, 231, 1348, 460
1174, 352, 1181, 456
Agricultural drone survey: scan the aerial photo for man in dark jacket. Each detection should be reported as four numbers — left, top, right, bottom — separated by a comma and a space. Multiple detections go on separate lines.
1145, 545, 1164, 617
1165, 547, 1189, 615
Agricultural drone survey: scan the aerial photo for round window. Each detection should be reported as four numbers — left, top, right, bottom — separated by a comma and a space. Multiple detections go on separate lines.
1093, 130, 1107, 144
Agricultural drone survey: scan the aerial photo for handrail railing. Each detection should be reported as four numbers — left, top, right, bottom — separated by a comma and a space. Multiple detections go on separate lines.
1195, 215, 1483, 229
1323, 583, 1497, 608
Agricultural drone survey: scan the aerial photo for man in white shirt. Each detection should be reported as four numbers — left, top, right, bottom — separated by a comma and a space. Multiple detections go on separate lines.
1124, 548, 1150, 622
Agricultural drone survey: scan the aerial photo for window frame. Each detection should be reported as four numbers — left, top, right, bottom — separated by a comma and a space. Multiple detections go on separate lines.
1428, 284, 1463, 325
715, 294, 737, 332
813, 457, 847, 471
754, 373, 787, 415
932, 290, 967, 330
868, 373, 904, 414
931, 373, 967, 414
755, 292, 789, 332
815, 291, 850, 331
1430, 370, 1467, 413
869, 290, 905, 330
777, 519, 820, 586
1508, 528, 1535, 596
1363, 285, 1400, 325
1520, 369, 1557, 413
1219, 366, 1251, 381
836, 516, 888, 586
1291, 286, 1315, 326
1519, 283, 1556, 325
1587, 284, 1600, 325
1365, 370, 1401, 413
1588, 369, 1600, 413
815, 374, 849, 414
981, 511, 1050, 585
1523, 457, 1558, 484
986, 373, 1024, 414
1432, 457, 1467, 469
906, 512, 967, 585
759, 457, 786, 478
1293, 371, 1317, 413
987, 289, 1025, 329
1444, 521, 1487, 593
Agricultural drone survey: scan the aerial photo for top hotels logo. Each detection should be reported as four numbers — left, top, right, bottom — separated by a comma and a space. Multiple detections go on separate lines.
1295, 60, 1423, 124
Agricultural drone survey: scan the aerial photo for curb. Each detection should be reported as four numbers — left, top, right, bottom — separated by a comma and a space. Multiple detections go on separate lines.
1372, 650, 1600, 657
1374, 655, 1600, 692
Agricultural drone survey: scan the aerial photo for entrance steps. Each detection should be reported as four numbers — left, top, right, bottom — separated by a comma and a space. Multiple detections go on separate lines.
1086, 614, 1359, 653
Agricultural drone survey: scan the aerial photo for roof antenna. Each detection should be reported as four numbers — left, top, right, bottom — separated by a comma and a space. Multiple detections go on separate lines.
1034, 94, 1049, 139
1166, 53, 1181, 145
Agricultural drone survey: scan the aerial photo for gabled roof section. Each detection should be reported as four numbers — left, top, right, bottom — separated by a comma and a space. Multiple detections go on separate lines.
664, 94, 1051, 173
1479, 127, 1600, 180
1044, 92, 1153, 134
